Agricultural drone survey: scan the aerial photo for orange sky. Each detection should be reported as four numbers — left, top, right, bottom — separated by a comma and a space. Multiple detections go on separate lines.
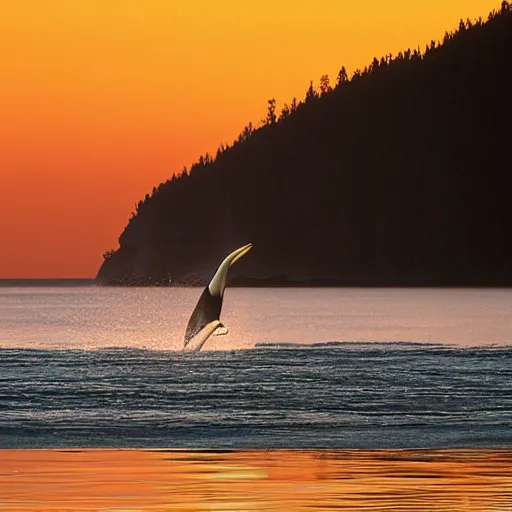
0, 0, 500, 277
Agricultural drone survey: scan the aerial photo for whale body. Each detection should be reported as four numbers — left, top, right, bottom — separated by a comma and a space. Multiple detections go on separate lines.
183, 243, 252, 352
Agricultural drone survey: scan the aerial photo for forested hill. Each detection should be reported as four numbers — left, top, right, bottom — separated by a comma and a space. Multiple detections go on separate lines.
97, 3, 512, 286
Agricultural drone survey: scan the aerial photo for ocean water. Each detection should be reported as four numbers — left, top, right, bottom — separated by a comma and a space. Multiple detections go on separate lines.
0, 286, 511, 449
2, 449, 512, 511
1, 286, 511, 350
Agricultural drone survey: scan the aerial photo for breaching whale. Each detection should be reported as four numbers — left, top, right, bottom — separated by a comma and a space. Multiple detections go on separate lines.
183, 243, 253, 352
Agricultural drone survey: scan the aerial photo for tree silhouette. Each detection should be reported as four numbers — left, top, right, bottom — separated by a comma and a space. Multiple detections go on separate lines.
319, 74, 332, 95
98, 4, 512, 287
265, 99, 277, 124
280, 103, 291, 120
305, 81, 319, 102
335, 66, 349, 87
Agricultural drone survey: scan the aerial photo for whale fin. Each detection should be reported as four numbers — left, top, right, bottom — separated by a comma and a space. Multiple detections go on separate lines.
213, 323, 229, 336
183, 320, 221, 352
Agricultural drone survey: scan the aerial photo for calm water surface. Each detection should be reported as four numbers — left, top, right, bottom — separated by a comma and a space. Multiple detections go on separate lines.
1, 449, 511, 511
1, 286, 511, 349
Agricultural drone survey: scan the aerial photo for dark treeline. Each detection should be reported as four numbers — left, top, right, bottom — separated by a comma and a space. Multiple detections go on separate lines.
98, 3, 512, 286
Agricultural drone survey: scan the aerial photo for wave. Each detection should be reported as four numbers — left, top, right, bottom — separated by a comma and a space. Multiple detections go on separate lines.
1, 341, 511, 449
1, 341, 512, 356
254, 340, 449, 349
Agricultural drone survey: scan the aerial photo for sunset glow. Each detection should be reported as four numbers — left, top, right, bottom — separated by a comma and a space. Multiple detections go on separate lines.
1, 449, 511, 510
0, 0, 500, 277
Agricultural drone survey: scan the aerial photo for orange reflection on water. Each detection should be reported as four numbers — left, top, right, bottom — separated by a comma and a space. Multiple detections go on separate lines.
1, 449, 511, 511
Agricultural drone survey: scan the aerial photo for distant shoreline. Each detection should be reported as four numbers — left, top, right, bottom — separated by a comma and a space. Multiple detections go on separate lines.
0, 279, 97, 287
2, 277, 512, 288
97, 275, 512, 288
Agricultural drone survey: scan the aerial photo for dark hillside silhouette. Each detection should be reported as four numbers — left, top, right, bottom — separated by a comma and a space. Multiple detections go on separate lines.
98, 3, 512, 286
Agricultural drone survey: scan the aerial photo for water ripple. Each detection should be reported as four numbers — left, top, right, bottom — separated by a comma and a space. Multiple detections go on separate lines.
0, 346, 511, 449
